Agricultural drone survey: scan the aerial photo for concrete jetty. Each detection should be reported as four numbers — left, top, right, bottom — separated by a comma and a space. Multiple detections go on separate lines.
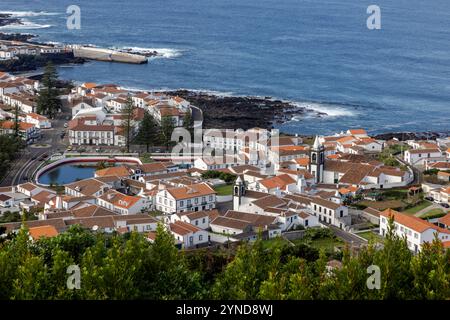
72, 46, 148, 64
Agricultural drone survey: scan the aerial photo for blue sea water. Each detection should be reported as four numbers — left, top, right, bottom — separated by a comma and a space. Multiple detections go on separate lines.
1, 0, 450, 135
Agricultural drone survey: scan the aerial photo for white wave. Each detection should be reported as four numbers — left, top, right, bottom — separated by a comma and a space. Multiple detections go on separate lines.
43, 41, 61, 46
0, 20, 52, 30
292, 102, 357, 117
115, 46, 184, 59
0, 11, 59, 17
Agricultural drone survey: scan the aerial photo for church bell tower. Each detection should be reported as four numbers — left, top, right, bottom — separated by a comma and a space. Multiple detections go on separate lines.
233, 176, 245, 210
309, 136, 325, 184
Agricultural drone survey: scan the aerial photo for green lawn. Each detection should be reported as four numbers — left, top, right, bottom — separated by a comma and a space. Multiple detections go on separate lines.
357, 231, 383, 243
262, 237, 290, 249
213, 184, 233, 196
358, 200, 405, 210
292, 237, 344, 251
404, 200, 432, 214
420, 208, 446, 220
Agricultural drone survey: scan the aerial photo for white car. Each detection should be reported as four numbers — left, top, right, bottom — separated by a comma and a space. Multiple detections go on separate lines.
64, 123, 68, 128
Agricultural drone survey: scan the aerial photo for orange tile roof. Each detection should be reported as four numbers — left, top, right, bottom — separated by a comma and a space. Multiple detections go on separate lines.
170, 220, 201, 236
95, 166, 130, 177
438, 213, 450, 227
28, 225, 59, 240
348, 129, 367, 135
166, 182, 216, 200
99, 190, 142, 209
1, 121, 34, 130
294, 157, 309, 166
82, 82, 97, 89
380, 209, 450, 234
259, 174, 296, 190
337, 136, 355, 143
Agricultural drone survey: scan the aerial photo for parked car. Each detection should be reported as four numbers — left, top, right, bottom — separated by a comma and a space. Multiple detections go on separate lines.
424, 196, 434, 201
440, 202, 450, 208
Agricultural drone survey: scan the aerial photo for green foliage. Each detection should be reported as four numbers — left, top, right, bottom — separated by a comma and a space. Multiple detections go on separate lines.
135, 111, 160, 152
120, 96, 136, 153
0, 134, 24, 181
423, 168, 439, 176
201, 170, 237, 184
0, 218, 449, 300
160, 116, 175, 149
36, 62, 62, 118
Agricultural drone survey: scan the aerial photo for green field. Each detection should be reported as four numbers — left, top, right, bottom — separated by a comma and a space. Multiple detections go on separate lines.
357, 231, 383, 243
292, 237, 344, 251
404, 201, 432, 214
213, 184, 233, 196
420, 208, 446, 219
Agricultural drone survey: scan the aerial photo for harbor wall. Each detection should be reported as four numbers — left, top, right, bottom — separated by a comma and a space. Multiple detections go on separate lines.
73, 47, 147, 64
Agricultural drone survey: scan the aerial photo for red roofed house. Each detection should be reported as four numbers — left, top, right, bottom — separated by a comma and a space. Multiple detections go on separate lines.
28, 225, 59, 241
26, 113, 51, 129
97, 189, 150, 215
248, 173, 299, 195
169, 220, 208, 248
155, 182, 217, 214
0, 120, 38, 143
380, 209, 450, 253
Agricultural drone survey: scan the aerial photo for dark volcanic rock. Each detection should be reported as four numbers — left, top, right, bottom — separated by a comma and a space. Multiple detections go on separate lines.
0, 14, 22, 27
374, 131, 450, 141
165, 90, 315, 130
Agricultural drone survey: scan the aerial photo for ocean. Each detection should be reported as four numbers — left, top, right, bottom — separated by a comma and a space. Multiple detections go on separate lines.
1, 0, 450, 135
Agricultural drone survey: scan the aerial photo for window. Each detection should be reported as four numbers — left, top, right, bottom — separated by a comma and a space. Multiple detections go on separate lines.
195, 198, 198, 204
195, 220, 199, 226
189, 236, 193, 243
202, 218, 206, 223
180, 200, 184, 207
146, 225, 151, 230
209, 195, 213, 201
199, 235, 203, 241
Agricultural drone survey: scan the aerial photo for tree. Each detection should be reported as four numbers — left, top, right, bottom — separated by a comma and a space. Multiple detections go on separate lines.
13, 103, 20, 138
160, 116, 175, 150
36, 62, 61, 119
120, 96, 136, 153
183, 111, 193, 140
135, 111, 159, 152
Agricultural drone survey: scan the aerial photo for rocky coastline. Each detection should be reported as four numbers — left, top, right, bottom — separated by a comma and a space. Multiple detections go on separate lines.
0, 13, 22, 27
0, 32, 85, 72
165, 90, 324, 130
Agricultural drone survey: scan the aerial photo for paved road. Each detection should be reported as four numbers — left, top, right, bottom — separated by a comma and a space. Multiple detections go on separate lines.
0, 100, 71, 187
328, 225, 367, 246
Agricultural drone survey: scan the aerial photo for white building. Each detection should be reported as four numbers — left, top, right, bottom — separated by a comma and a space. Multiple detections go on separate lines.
155, 182, 217, 214
379, 209, 450, 253
309, 197, 350, 229
404, 148, 443, 166
169, 220, 209, 248
97, 189, 150, 215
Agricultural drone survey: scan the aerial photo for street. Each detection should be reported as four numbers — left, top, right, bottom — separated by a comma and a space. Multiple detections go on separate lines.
0, 100, 71, 187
